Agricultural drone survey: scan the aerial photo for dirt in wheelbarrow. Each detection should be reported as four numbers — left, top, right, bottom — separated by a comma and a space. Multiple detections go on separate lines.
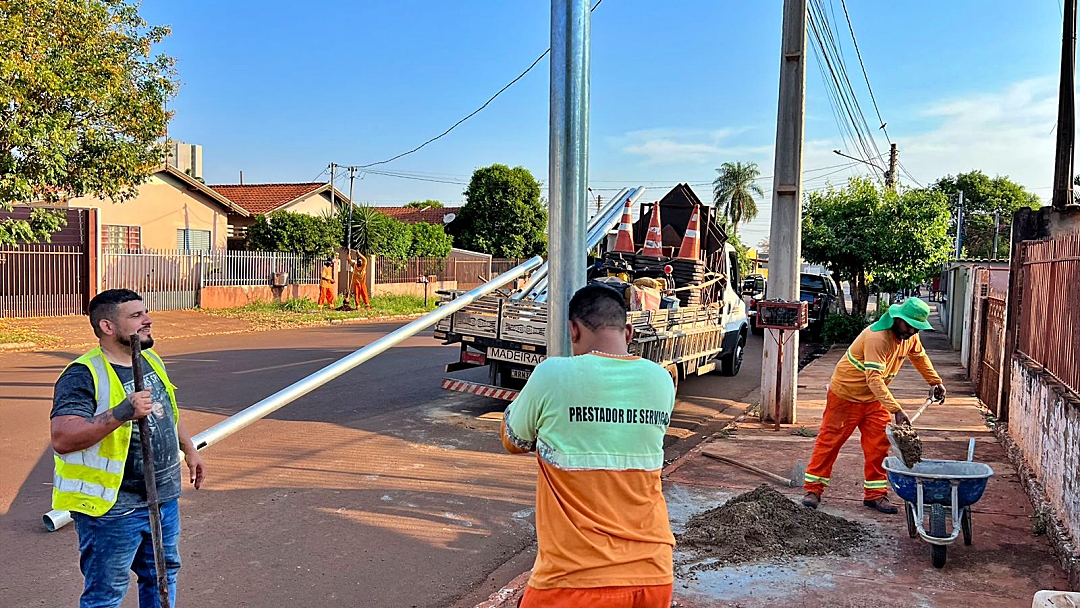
677, 485, 873, 567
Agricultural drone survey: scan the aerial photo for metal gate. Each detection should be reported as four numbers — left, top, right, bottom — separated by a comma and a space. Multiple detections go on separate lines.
102, 250, 202, 311
977, 296, 1006, 411
0, 244, 88, 317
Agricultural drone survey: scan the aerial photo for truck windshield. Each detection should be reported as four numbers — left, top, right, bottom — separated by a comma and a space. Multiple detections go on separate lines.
800, 275, 827, 292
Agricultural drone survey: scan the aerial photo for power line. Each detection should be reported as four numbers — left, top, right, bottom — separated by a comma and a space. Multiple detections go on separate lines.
350, 0, 605, 170
839, 0, 890, 142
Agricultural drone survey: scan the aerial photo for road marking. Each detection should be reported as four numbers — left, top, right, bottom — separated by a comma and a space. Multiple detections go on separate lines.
233, 357, 334, 375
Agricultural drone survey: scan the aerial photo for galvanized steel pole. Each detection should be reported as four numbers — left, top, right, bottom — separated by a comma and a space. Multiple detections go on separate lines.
43, 256, 543, 531
547, 0, 591, 357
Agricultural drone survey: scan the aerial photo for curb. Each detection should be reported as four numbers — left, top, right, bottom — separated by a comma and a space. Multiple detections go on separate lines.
473, 571, 531, 608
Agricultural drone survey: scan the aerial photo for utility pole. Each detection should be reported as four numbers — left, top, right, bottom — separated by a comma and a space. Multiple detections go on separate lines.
1052, 0, 1077, 209
993, 209, 1000, 260
762, 0, 807, 425
886, 143, 899, 192
547, 0, 591, 358
347, 166, 356, 251
954, 191, 965, 259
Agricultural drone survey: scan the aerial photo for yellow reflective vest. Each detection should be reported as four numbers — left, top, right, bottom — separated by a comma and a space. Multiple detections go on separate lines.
52, 347, 179, 516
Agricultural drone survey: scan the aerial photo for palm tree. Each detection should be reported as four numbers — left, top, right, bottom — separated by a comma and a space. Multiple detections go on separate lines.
712, 161, 764, 235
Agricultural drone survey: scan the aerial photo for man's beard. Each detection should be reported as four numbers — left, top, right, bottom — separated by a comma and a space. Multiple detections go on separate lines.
118, 332, 155, 350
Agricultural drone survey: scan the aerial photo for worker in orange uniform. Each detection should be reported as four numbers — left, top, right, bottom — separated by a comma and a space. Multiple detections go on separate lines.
318, 260, 335, 308
349, 252, 371, 310
802, 297, 947, 514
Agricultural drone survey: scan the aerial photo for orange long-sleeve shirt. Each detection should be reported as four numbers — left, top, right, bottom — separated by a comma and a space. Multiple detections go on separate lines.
830, 325, 942, 413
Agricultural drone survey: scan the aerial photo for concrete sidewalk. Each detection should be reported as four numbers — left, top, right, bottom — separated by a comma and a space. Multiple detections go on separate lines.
477, 313, 1072, 607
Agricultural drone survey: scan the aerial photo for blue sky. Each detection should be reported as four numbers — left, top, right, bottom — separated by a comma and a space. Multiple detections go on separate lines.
147, 1, 1068, 247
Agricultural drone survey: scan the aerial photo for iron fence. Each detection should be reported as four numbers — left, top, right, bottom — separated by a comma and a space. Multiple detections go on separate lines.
103, 249, 321, 311
374, 257, 451, 284
0, 244, 87, 318
201, 250, 319, 286
1017, 233, 1080, 395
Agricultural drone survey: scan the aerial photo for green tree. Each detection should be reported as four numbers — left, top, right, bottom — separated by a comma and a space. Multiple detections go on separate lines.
455, 164, 547, 258
367, 213, 413, 259
802, 178, 951, 316
409, 222, 453, 257
932, 171, 1040, 259
404, 199, 444, 210
712, 161, 764, 236
0, 0, 176, 245
246, 211, 341, 258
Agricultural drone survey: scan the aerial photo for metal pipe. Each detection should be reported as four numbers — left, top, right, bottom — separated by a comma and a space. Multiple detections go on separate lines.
547, 0, 591, 358
43, 256, 543, 531
521, 186, 644, 302
515, 187, 629, 301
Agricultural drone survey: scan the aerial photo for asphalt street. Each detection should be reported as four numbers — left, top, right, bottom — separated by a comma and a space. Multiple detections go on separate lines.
0, 321, 763, 608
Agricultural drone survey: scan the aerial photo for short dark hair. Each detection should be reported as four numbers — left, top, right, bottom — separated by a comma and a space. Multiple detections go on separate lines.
569, 283, 627, 331
88, 289, 143, 338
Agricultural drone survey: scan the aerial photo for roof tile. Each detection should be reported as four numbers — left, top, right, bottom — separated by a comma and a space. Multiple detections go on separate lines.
209, 183, 326, 215
376, 207, 460, 225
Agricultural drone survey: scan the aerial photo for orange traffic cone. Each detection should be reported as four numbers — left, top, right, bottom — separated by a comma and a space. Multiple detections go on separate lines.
612, 197, 635, 253
642, 203, 664, 257
678, 206, 701, 259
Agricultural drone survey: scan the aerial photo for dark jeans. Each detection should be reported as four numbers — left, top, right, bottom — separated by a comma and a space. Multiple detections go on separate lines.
72, 500, 181, 608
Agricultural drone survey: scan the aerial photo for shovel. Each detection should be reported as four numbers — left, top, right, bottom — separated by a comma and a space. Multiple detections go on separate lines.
130, 335, 171, 608
886, 390, 943, 467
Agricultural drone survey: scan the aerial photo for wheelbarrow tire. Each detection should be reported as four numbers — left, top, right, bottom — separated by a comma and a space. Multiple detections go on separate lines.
905, 502, 917, 539
962, 508, 972, 546
931, 504, 948, 569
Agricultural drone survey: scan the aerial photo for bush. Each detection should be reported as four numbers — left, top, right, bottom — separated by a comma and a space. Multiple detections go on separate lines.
368, 213, 413, 259
820, 313, 874, 345
409, 222, 453, 257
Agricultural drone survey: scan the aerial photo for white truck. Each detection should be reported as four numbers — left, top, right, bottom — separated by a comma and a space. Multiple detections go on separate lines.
434, 184, 749, 400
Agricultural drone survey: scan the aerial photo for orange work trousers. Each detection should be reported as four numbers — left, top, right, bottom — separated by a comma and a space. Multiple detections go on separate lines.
351, 281, 370, 308
804, 390, 892, 501
318, 286, 334, 307
519, 584, 673, 608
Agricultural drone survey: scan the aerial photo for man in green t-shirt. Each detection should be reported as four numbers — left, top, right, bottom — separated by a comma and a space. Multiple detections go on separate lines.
502, 283, 676, 608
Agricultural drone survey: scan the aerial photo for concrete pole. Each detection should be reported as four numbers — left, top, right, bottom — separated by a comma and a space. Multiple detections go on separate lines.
954, 191, 965, 259
761, 0, 807, 425
547, 0, 591, 358
993, 210, 1000, 260
887, 143, 898, 192
1052, 0, 1077, 209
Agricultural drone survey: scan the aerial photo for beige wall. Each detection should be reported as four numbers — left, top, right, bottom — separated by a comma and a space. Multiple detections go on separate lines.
282, 191, 333, 216
200, 284, 321, 309
69, 173, 229, 250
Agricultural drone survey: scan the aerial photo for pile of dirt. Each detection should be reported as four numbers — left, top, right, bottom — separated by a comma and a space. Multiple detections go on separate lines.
677, 485, 871, 566
889, 423, 923, 468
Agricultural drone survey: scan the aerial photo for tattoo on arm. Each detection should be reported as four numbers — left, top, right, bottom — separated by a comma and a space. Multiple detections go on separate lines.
106, 399, 135, 423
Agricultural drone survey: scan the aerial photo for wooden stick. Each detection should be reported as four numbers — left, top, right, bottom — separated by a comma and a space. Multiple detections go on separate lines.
131, 336, 170, 607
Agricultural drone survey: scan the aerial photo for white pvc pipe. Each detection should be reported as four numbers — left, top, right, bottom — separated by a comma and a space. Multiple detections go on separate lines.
43, 256, 544, 531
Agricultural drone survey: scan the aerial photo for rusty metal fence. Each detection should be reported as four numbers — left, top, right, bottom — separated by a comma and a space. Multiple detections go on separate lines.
977, 296, 1007, 412
373, 257, 529, 288
0, 244, 87, 317
1016, 233, 1080, 395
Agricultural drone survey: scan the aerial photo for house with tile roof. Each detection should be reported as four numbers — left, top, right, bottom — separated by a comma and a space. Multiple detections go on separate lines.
66, 164, 250, 251
209, 182, 349, 248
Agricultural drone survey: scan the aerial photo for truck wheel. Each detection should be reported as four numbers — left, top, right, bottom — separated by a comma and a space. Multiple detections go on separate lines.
720, 334, 745, 376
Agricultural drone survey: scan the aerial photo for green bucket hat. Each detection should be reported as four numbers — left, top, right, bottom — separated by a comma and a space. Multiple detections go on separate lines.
871, 297, 934, 332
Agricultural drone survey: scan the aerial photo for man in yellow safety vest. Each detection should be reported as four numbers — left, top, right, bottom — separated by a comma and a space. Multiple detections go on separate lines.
51, 289, 206, 607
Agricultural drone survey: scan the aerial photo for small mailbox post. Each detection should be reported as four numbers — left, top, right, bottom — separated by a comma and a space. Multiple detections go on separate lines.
417, 275, 431, 307
755, 300, 809, 430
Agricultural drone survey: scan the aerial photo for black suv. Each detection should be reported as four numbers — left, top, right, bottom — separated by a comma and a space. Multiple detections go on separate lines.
800, 272, 841, 334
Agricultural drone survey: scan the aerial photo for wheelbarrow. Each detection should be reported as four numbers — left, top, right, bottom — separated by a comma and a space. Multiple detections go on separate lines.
883, 438, 994, 569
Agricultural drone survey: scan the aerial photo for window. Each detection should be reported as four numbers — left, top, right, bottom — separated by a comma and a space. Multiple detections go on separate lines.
727, 250, 740, 291
102, 225, 141, 253
176, 229, 211, 252
800, 274, 827, 293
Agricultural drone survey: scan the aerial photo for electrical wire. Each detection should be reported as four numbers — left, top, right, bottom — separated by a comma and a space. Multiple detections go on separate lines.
839, 0, 890, 143
348, 0, 605, 170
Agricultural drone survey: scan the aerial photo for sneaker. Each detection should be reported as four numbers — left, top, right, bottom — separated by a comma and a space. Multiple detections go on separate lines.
863, 497, 899, 514
801, 492, 820, 509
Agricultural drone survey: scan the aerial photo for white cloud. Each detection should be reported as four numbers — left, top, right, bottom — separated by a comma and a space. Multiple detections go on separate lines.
617, 127, 771, 165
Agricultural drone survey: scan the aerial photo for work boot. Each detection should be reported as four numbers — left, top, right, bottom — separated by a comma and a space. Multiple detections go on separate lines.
863, 496, 899, 514
801, 492, 820, 509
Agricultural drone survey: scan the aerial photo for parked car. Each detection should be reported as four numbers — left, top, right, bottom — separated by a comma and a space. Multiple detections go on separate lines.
800, 272, 841, 334
742, 273, 767, 335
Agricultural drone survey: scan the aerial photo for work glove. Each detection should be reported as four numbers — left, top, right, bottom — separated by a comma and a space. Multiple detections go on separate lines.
931, 383, 947, 402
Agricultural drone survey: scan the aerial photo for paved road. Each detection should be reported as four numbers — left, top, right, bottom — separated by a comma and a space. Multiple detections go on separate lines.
0, 321, 763, 608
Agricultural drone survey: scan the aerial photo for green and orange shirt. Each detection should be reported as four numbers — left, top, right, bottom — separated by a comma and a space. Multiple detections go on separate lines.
501, 353, 676, 590
831, 325, 942, 413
